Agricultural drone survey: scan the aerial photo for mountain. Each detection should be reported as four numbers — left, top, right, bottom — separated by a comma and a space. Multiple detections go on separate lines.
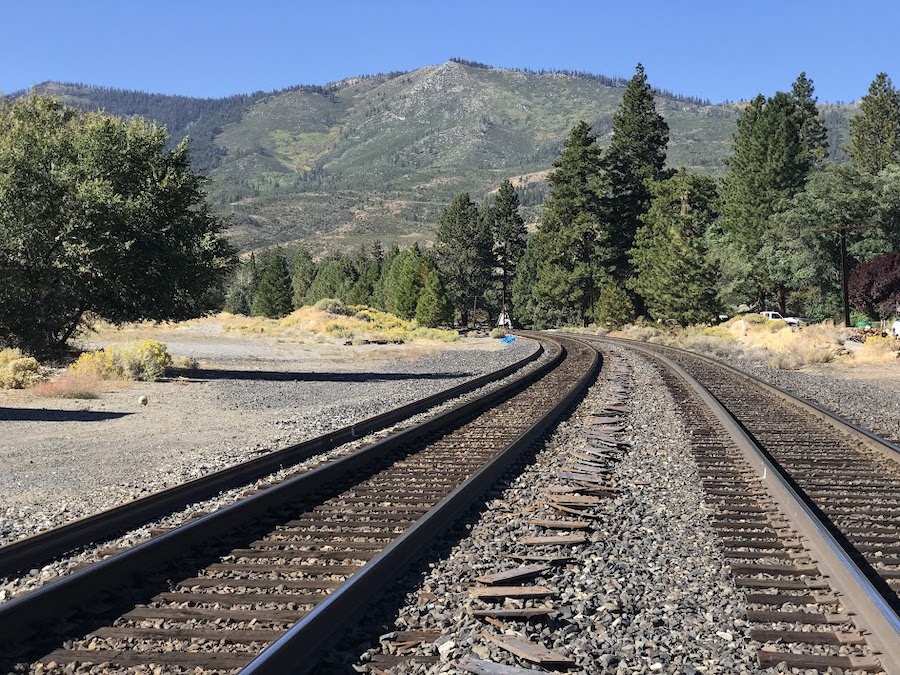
16, 61, 855, 253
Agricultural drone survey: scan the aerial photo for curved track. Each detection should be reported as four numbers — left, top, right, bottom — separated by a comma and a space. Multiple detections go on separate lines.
1, 334, 598, 674
0, 342, 544, 580
582, 335, 900, 673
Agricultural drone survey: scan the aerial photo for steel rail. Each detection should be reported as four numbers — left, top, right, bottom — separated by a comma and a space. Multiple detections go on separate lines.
0, 336, 565, 655
240, 335, 600, 675
0, 340, 543, 579
590, 336, 900, 673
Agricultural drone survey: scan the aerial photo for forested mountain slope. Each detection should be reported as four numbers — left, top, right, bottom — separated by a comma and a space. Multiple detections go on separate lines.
16, 61, 855, 252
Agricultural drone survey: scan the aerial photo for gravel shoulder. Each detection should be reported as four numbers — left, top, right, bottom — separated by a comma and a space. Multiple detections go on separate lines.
0, 328, 537, 545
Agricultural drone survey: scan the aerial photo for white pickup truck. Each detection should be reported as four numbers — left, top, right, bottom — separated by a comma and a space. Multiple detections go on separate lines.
761, 311, 801, 327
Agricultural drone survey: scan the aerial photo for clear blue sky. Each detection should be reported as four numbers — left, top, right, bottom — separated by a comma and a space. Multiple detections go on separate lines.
3, 0, 896, 103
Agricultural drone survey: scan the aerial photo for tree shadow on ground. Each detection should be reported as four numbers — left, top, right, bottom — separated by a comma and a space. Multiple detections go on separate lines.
172, 368, 474, 383
0, 407, 132, 422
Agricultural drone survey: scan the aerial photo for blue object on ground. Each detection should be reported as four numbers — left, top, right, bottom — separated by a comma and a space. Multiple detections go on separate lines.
500, 335, 517, 343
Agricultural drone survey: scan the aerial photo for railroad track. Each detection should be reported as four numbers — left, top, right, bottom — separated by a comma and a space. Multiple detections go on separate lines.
580, 335, 900, 673
0, 340, 544, 581
1, 334, 599, 674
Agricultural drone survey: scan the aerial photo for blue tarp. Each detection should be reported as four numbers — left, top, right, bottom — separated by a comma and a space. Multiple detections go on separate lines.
500, 335, 517, 343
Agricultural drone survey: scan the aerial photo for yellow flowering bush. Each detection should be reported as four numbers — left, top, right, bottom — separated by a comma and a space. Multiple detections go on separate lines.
71, 339, 172, 381
0, 348, 43, 389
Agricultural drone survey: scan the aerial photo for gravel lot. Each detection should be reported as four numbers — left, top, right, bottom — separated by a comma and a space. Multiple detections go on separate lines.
0, 332, 537, 547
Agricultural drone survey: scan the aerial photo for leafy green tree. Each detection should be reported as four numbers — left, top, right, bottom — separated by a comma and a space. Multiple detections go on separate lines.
415, 268, 451, 327
374, 245, 402, 310
434, 193, 493, 325
251, 253, 293, 318
715, 89, 817, 310
485, 180, 527, 315
387, 244, 427, 319
848, 73, 900, 174
528, 121, 608, 326
630, 171, 720, 324
602, 64, 671, 289
766, 164, 888, 324
593, 283, 635, 329
291, 246, 317, 308
0, 95, 233, 357
512, 234, 572, 329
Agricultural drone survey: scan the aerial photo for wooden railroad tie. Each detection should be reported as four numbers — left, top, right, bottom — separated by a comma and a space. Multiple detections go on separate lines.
483, 633, 575, 668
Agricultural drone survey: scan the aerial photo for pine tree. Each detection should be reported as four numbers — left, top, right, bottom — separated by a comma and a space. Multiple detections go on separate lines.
602, 64, 670, 289
434, 193, 493, 325
629, 170, 719, 324
848, 73, 900, 174
485, 179, 527, 317
528, 121, 607, 326
390, 244, 425, 319
791, 72, 829, 166
716, 91, 813, 309
291, 246, 317, 309
251, 253, 293, 318
415, 268, 451, 327
303, 252, 356, 305
223, 252, 261, 315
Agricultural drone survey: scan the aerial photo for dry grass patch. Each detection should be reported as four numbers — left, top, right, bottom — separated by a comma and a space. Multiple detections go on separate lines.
853, 335, 899, 363
33, 372, 106, 399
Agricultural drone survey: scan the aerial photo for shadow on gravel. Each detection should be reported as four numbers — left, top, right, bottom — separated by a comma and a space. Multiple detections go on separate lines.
174, 368, 475, 383
0, 407, 132, 422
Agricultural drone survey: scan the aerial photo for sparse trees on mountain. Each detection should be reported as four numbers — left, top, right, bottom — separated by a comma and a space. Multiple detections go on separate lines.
848, 73, 900, 174
434, 193, 493, 326
0, 94, 233, 357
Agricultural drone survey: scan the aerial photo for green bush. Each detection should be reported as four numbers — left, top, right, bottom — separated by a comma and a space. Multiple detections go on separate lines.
314, 298, 353, 316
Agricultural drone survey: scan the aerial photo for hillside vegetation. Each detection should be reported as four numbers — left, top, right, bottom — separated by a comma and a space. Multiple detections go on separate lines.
19, 61, 856, 252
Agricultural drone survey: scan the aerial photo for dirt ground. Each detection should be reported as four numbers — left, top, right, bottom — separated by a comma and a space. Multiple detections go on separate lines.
0, 322, 521, 541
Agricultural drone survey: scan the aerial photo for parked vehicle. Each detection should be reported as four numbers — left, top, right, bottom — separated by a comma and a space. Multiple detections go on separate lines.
892, 319, 900, 337
760, 311, 801, 327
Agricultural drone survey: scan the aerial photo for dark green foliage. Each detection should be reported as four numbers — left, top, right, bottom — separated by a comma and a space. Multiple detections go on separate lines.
291, 246, 317, 308
593, 283, 635, 329
251, 253, 293, 318
602, 64, 671, 287
485, 180, 527, 314
434, 193, 493, 325
791, 73, 829, 166
629, 171, 720, 324
715, 85, 822, 309
521, 122, 608, 326
304, 253, 357, 305
848, 253, 900, 317
848, 73, 900, 174
0, 95, 233, 357
384, 244, 427, 319
415, 268, 452, 327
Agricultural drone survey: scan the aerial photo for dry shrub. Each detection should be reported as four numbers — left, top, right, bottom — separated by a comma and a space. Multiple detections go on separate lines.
33, 372, 104, 399
490, 327, 508, 339
0, 348, 43, 389
854, 335, 899, 363
614, 324, 663, 342
71, 339, 172, 381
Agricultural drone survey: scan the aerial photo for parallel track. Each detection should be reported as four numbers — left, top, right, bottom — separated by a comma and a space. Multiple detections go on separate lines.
1, 334, 598, 674
0, 341, 544, 579
583, 336, 900, 672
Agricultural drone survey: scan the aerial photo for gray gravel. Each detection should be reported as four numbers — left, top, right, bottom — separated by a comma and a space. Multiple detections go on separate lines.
0, 338, 540, 604
346, 346, 759, 674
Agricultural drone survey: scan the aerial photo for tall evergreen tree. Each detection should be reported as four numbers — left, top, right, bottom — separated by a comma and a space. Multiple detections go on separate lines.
602, 64, 670, 289
434, 193, 493, 325
848, 73, 900, 174
791, 72, 829, 166
485, 180, 527, 316
251, 253, 293, 318
527, 121, 607, 326
629, 171, 719, 325
415, 268, 451, 327
291, 245, 317, 309
304, 252, 357, 305
389, 243, 426, 319
223, 252, 261, 315
715, 90, 814, 310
